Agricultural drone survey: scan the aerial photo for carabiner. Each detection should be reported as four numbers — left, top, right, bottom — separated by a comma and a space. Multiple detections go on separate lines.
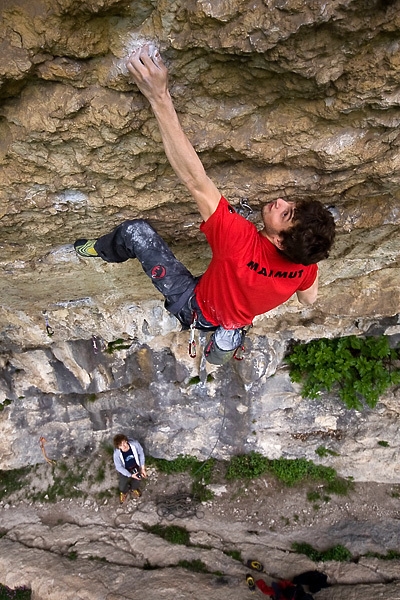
92, 335, 101, 354
188, 311, 197, 358
189, 339, 197, 358
234, 344, 245, 361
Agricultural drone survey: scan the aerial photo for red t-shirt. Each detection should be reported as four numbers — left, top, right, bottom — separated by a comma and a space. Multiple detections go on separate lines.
194, 197, 318, 329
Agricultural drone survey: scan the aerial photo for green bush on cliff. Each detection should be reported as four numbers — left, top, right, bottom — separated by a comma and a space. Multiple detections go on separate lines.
225, 452, 353, 497
286, 335, 400, 410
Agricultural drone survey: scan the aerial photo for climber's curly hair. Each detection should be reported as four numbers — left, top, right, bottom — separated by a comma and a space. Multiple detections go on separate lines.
113, 433, 128, 448
279, 200, 336, 265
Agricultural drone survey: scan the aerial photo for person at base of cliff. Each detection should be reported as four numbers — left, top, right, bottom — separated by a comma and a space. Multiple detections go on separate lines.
113, 433, 147, 504
246, 574, 314, 599
246, 567, 330, 598
74, 45, 335, 365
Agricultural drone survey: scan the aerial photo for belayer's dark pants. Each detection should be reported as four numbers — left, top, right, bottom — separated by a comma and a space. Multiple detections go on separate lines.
118, 472, 141, 494
94, 219, 216, 330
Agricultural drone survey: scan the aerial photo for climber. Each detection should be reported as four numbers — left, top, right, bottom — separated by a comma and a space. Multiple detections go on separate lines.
245, 562, 330, 598
246, 574, 314, 599
74, 45, 335, 365
113, 433, 147, 504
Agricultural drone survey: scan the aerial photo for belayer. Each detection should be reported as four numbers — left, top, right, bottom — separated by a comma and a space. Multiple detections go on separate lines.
74, 45, 335, 364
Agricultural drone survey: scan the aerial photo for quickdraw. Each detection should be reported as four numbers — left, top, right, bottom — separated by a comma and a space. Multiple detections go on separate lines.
233, 344, 245, 361
91, 335, 101, 354
39, 436, 56, 465
238, 197, 254, 220
42, 311, 54, 337
188, 311, 197, 358
234, 325, 252, 361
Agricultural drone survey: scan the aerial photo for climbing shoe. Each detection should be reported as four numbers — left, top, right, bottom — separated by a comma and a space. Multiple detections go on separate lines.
74, 238, 99, 257
246, 559, 264, 572
131, 489, 142, 498
246, 574, 256, 592
119, 492, 128, 504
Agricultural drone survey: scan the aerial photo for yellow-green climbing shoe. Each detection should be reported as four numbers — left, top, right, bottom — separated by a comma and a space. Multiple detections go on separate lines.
246, 574, 256, 592
74, 238, 99, 257
246, 559, 264, 572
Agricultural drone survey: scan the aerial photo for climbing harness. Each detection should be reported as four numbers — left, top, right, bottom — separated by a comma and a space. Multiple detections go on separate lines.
204, 325, 252, 365
39, 436, 56, 465
42, 311, 54, 337
188, 311, 197, 358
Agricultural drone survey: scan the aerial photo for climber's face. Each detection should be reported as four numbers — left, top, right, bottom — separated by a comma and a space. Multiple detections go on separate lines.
261, 198, 295, 246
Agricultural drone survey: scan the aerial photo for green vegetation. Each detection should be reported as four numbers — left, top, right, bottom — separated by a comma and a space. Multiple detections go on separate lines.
224, 452, 353, 502
377, 440, 390, 447
144, 524, 190, 545
226, 451, 269, 480
0, 399, 13, 412
286, 335, 400, 409
0, 467, 31, 501
315, 446, 339, 458
106, 338, 132, 354
188, 374, 214, 385
30, 461, 86, 502
223, 549, 242, 562
94, 463, 106, 483
365, 549, 400, 560
292, 542, 352, 562
225, 452, 351, 491
148, 455, 215, 501
0, 584, 31, 599
177, 559, 210, 573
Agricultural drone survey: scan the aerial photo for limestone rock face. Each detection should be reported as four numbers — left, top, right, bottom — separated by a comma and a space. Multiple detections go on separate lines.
0, 1, 400, 597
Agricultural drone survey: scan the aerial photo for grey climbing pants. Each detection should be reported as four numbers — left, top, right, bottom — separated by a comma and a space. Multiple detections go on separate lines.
94, 219, 244, 355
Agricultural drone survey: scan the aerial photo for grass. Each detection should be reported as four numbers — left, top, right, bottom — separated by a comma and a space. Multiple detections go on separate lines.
147, 455, 216, 501
0, 585, 31, 599
292, 542, 352, 562
30, 461, 86, 503
0, 467, 31, 501
225, 452, 352, 494
315, 446, 339, 458
144, 524, 190, 545
365, 550, 400, 560
223, 549, 242, 562
177, 559, 209, 573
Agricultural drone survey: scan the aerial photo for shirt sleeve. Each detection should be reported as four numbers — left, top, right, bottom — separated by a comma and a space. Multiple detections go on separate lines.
200, 196, 256, 258
297, 263, 318, 291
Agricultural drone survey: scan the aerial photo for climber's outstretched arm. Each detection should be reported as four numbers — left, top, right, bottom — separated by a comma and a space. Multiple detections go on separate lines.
127, 45, 221, 222
296, 273, 319, 305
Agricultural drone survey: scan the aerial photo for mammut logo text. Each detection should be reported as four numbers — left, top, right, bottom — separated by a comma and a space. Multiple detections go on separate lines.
247, 261, 304, 279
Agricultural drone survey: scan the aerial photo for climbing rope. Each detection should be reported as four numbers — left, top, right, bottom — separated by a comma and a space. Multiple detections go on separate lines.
155, 362, 229, 520
39, 436, 56, 465
156, 487, 204, 520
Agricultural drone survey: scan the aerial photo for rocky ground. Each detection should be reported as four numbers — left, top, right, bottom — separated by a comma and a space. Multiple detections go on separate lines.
0, 451, 399, 599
